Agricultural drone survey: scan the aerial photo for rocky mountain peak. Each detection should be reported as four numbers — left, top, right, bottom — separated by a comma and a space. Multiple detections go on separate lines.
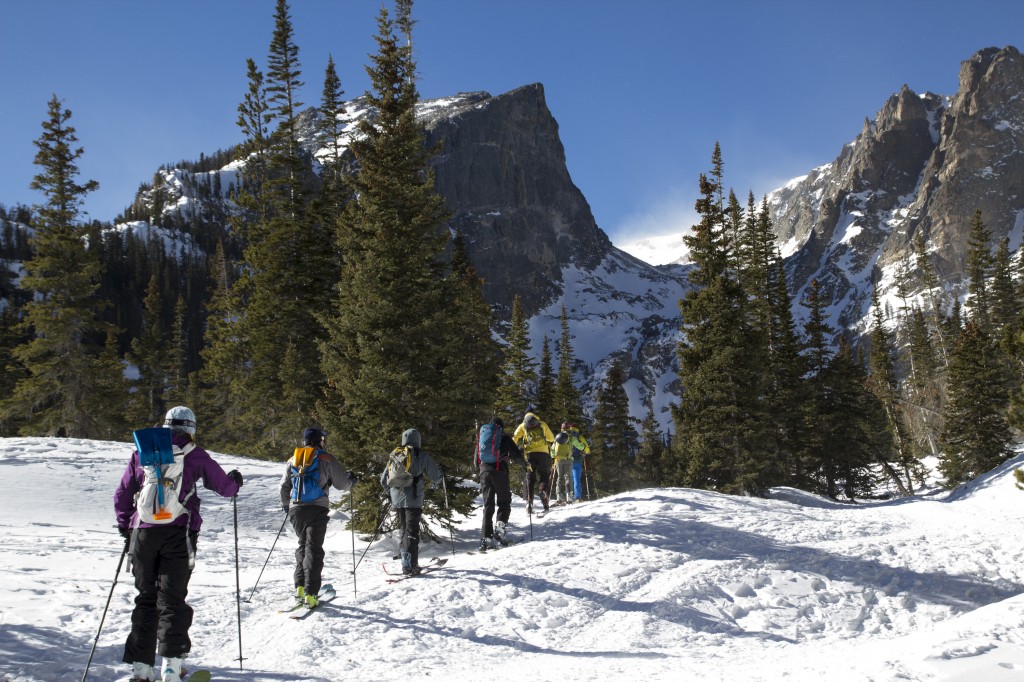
771, 45, 1024, 337
421, 82, 613, 316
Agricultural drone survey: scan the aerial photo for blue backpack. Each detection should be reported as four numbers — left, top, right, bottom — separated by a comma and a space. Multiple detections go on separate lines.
290, 447, 324, 503
478, 423, 502, 466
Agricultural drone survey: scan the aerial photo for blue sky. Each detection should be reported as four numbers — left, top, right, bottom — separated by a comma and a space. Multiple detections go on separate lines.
1, 0, 1021, 248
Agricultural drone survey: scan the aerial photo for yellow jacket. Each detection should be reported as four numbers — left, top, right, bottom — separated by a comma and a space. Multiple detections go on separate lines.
512, 413, 555, 454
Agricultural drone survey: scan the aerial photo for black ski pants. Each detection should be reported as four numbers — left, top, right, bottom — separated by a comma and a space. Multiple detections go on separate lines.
396, 507, 423, 569
479, 464, 511, 539
526, 451, 551, 510
289, 504, 329, 595
122, 525, 195, 664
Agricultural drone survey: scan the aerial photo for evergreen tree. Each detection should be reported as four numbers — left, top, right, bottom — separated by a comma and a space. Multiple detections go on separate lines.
964, 209, 993, 330
990, 237, 1018, 333
312, 54, 351, 231
633, 405, 664, 487
0, 303, 29, 436
127, 275, 168, 426
317, 54, 347, 177
818, 336, 887, 500
95, 329, 130, 439
164, 295, 189, 407
552, 305, 583, 427
199, 2, 334, 455
748, 197, 798, 488
590, 359, 634, 495
669, 144, 769, 495
437, 230, 502, 474
939, 320, 1013, 485
866, 280, 921, 494
318, 1, 477, 528
192, 239, 247, 448
492, 294, 536, 426
0, 96, 117, 437
192, 61, 268, 451
535, 334, 555, 419
904, 306, 943, 458
800, 278, 835, 495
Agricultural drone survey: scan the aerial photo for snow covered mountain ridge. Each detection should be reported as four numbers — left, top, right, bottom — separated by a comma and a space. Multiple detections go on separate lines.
771, 45, 1024, 336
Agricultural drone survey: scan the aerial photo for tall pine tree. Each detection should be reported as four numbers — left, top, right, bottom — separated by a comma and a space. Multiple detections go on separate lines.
318, 1, 483, 528
535, 334, 555, 419
939, 320, 1013, 485
1, 96, 123, 437
552, 305, 583, 427
493, 295, 537, 425
669, 144, 769, 495
590, 359, 634, 496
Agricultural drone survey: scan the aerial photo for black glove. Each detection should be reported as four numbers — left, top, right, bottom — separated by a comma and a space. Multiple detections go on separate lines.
227, 469, 243, 487
118, 527, 131, 551
439, 465, 447, 476
346, 471, 358, 485
282, 502, 290, 513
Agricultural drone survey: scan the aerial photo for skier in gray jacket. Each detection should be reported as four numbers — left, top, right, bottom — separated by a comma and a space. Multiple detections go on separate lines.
280, 427, 356, 607
379, 428, 444, 575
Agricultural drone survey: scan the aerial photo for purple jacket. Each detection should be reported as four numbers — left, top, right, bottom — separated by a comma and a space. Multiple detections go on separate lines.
114, 432, 240, 532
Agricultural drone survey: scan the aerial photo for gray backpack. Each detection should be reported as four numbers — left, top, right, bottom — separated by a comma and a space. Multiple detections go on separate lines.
386, 446, 415, 488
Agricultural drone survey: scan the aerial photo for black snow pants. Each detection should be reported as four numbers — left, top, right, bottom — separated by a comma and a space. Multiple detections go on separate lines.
396, 507, 423, 569
122, 525, 195, 664
526, 451, 551, 511
479, 464, 511, 538
290, 504, 330, 595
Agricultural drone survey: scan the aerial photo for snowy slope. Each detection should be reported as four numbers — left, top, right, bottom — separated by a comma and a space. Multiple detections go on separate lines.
2, 437, 1024, 681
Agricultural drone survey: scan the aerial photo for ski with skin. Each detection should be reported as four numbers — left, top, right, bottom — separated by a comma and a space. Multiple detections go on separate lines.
469, 536, 521, 554
383, 557, 448, 582
381, 556, 445, 576
281, 584, 336, 619
183, 670, 212, 682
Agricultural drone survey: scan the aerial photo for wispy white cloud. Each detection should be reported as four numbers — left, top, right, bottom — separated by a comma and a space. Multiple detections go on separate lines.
608, 190, 697, 265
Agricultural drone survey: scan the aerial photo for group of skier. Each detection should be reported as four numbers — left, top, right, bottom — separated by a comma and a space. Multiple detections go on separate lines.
476, 412, 591, 551
111, 406, 588, 682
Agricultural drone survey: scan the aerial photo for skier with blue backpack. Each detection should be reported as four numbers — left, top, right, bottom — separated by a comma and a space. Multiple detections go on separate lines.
280, 427, 357, 609
476, 417, 529, 550
114, 406, 242, 682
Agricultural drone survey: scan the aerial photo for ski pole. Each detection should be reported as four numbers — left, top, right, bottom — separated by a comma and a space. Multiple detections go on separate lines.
545, 460, 557, 508
441, 472, 456, 556
245, 512, 288, 603
81, 541, 128, 682
524, 468, 533, 542
353, 496, 391, 572
232, 496, 244, 671
584, 456, 595, 499
350, 487, 357, 598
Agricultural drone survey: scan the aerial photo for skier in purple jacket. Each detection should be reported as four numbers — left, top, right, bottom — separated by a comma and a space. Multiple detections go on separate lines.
113, 406, 241, 682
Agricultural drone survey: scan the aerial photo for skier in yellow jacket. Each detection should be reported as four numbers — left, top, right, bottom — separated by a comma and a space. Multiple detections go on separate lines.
513, 411, 555, 513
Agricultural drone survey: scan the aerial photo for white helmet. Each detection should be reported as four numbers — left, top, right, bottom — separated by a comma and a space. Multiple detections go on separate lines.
164, 406, 197, 435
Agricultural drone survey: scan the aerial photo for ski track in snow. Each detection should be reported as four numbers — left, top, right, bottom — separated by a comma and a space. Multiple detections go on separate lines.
2, 437, 1024, 681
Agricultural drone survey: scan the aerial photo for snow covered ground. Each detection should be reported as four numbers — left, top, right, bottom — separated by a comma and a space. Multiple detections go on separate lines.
2, 436, 1024, 681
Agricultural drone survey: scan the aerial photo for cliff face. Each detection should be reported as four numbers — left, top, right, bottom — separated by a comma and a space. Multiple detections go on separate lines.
419, 84, 613, 316
770, 46, 1024, 334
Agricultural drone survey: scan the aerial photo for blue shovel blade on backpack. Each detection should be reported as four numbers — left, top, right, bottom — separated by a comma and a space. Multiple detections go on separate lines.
134, 427, 175, 466
133, 427, 175, 509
